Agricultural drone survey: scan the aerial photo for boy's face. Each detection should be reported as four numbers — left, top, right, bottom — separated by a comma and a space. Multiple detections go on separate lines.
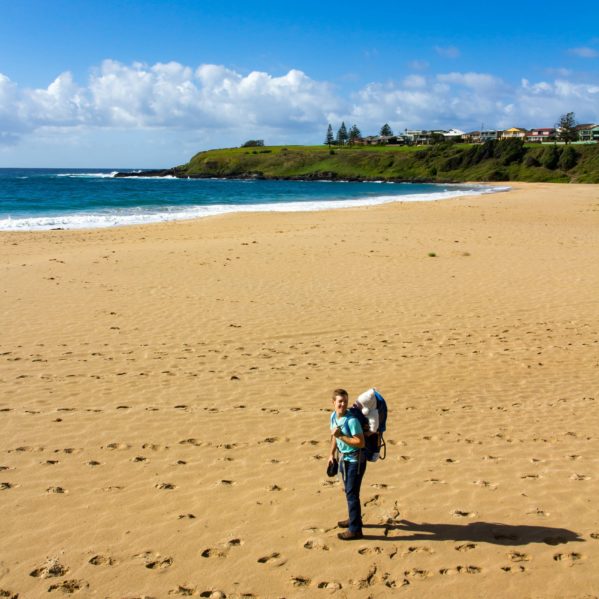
333, 394, 348, 415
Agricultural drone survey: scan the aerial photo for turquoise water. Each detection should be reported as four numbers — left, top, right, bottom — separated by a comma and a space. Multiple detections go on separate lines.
0, 168, 508, 231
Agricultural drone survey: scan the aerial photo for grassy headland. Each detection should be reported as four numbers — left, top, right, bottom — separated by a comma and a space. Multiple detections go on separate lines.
165, 140, 599, 183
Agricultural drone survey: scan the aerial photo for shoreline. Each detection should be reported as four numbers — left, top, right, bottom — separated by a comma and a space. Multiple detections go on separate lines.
0, 179, 509, 232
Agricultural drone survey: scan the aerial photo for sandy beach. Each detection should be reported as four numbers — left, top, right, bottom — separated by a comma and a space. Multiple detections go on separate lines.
1, 182, 598, 598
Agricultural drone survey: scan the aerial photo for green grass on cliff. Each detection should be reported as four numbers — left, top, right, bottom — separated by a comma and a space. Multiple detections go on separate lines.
174, 141, 599, 183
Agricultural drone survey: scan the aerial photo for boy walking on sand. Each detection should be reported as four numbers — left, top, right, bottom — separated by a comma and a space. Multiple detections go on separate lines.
328, 388, 366, 540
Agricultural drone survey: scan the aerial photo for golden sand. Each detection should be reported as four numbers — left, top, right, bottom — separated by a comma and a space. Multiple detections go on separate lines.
1, 182, 598, 598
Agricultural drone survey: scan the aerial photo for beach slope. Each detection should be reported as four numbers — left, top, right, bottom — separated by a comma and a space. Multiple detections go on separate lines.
1, 182, 598, 598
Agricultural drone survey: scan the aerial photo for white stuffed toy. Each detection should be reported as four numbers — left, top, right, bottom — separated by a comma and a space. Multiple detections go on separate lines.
356, 388, 379, 434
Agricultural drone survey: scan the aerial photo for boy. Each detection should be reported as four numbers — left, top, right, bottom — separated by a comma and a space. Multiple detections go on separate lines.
328, 388, 366, 540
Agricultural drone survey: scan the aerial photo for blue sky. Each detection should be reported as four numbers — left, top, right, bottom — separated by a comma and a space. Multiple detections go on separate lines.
1, 0, 598, 166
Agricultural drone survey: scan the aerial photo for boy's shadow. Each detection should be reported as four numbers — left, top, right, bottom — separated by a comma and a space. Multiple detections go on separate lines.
364, 519, 583, 546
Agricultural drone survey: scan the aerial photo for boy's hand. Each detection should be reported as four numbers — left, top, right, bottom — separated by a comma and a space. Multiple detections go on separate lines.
332, 427, 342, 438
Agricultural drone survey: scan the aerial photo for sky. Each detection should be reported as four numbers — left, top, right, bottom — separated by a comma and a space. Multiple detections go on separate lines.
1, 0, 599, 167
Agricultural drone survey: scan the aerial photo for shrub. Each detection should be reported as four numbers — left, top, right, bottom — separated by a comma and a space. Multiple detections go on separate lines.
440, 154, 464, 171
495, 139, 526, 165
542, 145, 560, 170
241, 140, 265, 147
487, 168, 509, 181
559, 146, 578, 170
524, 155, 541, 167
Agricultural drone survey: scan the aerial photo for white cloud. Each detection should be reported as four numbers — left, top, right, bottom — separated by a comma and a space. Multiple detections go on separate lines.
403, 74, 426, 88
343, 73, 599, 134
0, 61, 340, 143
437, 72, 503, 90
568, 47, 598, 58
2, 60, 599, 158
435, 46, 461, 59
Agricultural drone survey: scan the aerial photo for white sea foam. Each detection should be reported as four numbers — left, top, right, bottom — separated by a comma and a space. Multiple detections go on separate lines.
56, 172, 118, 178
0, 185, 509, 231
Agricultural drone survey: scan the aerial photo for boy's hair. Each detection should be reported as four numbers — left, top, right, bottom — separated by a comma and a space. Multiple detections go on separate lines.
332, 388, 348, 400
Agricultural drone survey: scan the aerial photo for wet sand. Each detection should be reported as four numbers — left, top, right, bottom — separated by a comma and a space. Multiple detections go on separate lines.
1, 182, 598, 598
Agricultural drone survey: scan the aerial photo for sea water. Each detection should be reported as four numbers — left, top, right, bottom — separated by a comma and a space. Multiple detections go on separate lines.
0, 168, 509, 231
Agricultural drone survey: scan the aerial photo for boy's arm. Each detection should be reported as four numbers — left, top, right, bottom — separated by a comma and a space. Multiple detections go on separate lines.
332, 421, 365, 449
328, 435, 337, 464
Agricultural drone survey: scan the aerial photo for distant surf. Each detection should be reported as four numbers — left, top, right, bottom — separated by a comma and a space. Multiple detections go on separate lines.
0, 169, 509, 231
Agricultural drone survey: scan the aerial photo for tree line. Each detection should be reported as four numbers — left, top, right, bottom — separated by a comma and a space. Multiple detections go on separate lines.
325, 122, 394, 147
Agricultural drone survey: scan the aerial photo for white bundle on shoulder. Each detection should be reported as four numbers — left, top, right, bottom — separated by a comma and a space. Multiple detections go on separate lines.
357, 388, 379, 433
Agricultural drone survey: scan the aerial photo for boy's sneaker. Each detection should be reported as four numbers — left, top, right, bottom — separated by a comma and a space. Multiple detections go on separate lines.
337, 530, 363, 540
337, 519, 350, 528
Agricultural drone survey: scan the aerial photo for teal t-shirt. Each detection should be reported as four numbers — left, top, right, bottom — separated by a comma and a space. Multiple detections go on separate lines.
330, 412, 363, 462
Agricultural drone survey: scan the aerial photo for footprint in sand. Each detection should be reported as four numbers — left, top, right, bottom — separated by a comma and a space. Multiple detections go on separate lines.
46, 486, 66, 494
303, 539, 329, 551
47, 579, 88, 593
0, 483, 14, 491
439, 565, 481, 575
133, 456, 147, 462
257, 552, 286, 566
155, 482, 176, 490
30, 559, 69, 578
452, 510, 475, 518
168, 585, 196, 596
317, 581, 342, 590
290, 576, 311, 587
571, 473, 590, 481
104, 442, 131, 450
146, 557, 173, 570
508, 551, 530, 562
455, 543, 477, 552
87, 460, 101, 466
179, 438, 202, 446
364, 494, 380, 506
404, 568, 431, 580
0, 589, 19, 599
403, 546, 433, 556
590, 533, 599, 540
358, 545, 384, 556
553, 552, 583, 565
201, 548, 227, 558
89, 555, 116, 566
178, 514, 196, 520
501, 565, 526, 573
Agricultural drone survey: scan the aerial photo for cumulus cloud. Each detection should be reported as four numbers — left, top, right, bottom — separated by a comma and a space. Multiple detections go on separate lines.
568, 47, 598, 58
343, 73, 599, 134
1, 60, 599, 149
0, 60, 340, 143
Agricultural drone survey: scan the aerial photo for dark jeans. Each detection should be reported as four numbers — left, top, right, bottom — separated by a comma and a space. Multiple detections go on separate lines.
341, 456, 367, 533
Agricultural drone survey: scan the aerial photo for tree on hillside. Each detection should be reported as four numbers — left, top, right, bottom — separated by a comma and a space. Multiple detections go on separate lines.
348, 124, 362, 145
337, 122, 348, 146
241, 139, 264, 147
324, 124, 335, 147
556, 112, 578, 144
380, 123, 393, 137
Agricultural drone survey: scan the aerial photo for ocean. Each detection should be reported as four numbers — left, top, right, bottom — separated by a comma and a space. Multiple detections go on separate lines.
0, 168, 508, 231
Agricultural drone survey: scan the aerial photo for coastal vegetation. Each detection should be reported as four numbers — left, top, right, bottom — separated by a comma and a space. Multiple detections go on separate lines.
166, 140, 599, 183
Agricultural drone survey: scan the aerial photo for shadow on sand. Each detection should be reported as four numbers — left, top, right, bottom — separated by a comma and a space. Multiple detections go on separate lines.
363, 519, 584, 546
